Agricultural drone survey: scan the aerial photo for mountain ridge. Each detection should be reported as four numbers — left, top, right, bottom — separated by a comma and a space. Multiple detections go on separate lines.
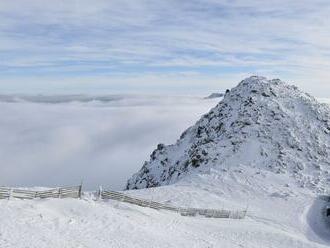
126, 76, 330, 193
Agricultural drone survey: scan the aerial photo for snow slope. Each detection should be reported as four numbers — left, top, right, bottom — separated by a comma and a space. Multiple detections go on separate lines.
127, 76, 330, 192
0, 177, 329, 248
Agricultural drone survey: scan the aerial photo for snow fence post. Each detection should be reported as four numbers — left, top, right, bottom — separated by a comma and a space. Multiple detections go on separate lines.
244, 204, 249, 218
9, 187, 13, 200
98, 186, 103, 200
78, 181, 83, 199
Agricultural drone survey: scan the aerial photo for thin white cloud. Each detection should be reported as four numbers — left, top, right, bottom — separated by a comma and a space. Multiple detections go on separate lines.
0, 1, 330, 95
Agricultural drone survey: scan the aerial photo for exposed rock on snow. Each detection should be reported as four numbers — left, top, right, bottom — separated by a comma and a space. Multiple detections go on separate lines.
127, 76, 330, 192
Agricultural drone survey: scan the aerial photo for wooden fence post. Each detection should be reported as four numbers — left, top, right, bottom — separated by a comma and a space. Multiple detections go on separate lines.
9, 188, 12, 200
98, 186, 103, 200
78, 181, 83, 199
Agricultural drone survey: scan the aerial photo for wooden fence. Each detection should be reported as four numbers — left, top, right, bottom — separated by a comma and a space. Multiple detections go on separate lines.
100, 189, 247, 219
0, 185, 82, 200
0, 185, 246, 219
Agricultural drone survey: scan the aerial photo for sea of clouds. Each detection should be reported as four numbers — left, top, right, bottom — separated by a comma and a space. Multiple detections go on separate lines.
0, 95, 219, 190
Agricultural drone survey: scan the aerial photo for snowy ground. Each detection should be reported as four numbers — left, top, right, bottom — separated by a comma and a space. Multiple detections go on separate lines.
1, 168, 329, 248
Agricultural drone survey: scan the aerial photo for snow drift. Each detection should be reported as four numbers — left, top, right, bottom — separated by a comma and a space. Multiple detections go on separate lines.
127, 76, 330, 192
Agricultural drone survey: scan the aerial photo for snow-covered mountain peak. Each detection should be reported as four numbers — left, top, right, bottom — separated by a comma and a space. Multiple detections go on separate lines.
126, 76, 330, 193
229, 76, 305, 101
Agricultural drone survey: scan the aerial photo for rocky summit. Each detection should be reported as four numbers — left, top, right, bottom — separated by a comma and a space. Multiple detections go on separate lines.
126, 76, 330, 192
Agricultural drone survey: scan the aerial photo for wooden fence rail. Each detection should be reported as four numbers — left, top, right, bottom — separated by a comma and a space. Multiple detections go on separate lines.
0, 188, 10, 199
0, 185, 247, 219
0, 185, 82, 200
100, 189, 247, 219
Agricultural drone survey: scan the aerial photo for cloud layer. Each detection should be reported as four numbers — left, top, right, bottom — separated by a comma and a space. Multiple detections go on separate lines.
0, 1, 330, 95
0, 95, 218, 190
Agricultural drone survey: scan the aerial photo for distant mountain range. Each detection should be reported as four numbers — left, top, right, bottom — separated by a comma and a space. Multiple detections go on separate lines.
204, 92, 225, 99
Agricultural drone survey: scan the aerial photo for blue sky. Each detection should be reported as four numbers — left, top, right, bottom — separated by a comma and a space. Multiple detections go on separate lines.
1, 0, 330, 96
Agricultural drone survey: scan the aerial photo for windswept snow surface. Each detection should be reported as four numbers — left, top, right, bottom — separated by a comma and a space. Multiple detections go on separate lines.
0, 175, 329, 248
